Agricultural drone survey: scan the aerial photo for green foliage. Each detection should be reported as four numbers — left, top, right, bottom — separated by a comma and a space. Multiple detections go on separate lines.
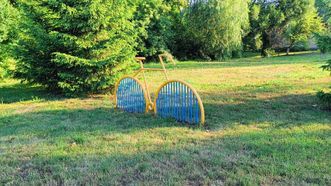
316, 33, 331, 53
317, 91, 331, 109
0, 0, 19, 45
246, 0, 323, 56
317, 59, 331, 109
0, 59, 15, 80
0, 0, 20, 80
315, 0, 331, 25
182, 0, 249, 60
315, 0, 331, 53
321, 59, 331, 72
15, 0, 138, 95
283, 2, 323, 50
135, 0, 186, 59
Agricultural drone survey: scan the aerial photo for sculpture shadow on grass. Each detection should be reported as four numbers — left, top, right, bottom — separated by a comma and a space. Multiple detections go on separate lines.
1, 91, 330, 184
1, 120, 329, 185
0, 93, 329, 138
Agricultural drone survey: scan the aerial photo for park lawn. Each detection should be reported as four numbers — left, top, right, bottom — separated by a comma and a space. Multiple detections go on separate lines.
0, 52, 330, 185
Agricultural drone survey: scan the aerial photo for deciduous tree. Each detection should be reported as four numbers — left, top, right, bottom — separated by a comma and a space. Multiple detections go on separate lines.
183, 0, 249, 60
246, 0, 322, 57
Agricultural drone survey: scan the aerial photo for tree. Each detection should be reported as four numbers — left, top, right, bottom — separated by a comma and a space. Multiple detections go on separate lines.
182, 0, 249, 60
283, 2, 323, 55
135, 0, 187, 59
315, 0, 331, 53
0, 0, 20, 80
246, 0, 322, 57
15, 0, 139, 95
315, 0, 331, 24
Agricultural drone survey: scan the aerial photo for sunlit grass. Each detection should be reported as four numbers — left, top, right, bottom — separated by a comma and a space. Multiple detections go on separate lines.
0, 52, 330, 185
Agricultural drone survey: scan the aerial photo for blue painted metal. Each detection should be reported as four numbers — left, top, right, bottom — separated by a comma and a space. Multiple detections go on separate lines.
155, 81, 202, 124
116, 77, 146, 113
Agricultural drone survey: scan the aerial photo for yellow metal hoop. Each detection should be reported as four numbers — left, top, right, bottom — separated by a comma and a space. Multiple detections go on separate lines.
153, 79, 205, 125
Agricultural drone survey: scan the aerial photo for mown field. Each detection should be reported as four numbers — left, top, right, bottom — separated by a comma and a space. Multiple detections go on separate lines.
0, 52, 330, 185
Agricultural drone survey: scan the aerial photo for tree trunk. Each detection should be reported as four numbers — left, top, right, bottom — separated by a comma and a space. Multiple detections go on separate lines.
286, 47, 290, 55
261, 32, 271, 57
286, 41, 295, 56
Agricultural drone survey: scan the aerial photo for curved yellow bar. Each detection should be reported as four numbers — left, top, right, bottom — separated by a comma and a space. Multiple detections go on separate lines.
114, 76, 150, 113
153, 79, 205, 125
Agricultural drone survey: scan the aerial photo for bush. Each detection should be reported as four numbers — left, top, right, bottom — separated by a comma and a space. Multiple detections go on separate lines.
317, 59, 331, 109
0, 58, 15, 80
15, 1, 138, 96
316, 33, 331, 53
321, 59, 331, 72
317, 91, 331, 110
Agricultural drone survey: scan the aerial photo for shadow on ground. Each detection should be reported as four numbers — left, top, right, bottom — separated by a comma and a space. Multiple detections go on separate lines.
0, 113, 329, 185
1, 93, 329, 137
204, 93, 331, 129
0, 83, 61, 104
1, 83, 330, 185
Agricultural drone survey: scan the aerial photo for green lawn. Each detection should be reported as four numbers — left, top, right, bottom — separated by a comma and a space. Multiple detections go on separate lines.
1, 52, 331, 185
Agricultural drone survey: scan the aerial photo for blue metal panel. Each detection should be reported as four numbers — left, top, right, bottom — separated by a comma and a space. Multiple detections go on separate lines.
156, 81, 202, 125
116, 77, 146, 113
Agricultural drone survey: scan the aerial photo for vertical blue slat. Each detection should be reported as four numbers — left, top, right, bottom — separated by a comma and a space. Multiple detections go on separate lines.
175, 82, 178, 120
183, 85, 187, 123
177, 82, 180, 121
190, 90, 193, 123
161, 88, 164, 117
171, 83, 173, 118
179, 83, 183, 122
195, 98, 199, 124
166, 84, 169, 117
134, 80, 136, 112
179, 83, 182, 122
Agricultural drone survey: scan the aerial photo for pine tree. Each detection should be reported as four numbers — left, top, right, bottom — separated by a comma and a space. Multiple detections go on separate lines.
0, 0, 20, 80
15, 0, 139, 95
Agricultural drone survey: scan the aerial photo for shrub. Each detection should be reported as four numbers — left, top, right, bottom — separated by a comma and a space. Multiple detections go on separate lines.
317, 91, 331, 110
316, 33, 331, 53
317, 59, 331, 109
0, 58, 15, 80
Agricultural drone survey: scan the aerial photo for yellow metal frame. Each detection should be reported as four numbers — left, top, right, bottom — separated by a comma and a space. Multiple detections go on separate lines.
133, 55, 176, 109
114, 54, 205, 125
153, 79, 205, 125
114, 76, 150, 113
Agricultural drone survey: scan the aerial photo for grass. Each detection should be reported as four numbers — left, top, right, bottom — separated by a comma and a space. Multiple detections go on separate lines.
0, 52, 331, 185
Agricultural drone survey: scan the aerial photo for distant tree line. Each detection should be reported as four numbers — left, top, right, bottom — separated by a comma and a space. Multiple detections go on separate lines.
0, 0, 330, 95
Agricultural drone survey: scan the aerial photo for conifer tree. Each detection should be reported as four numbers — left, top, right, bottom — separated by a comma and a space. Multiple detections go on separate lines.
15, 0, 138, 95
0, 0, 19, 79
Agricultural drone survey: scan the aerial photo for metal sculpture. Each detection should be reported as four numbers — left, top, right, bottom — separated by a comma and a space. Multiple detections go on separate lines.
154, 80, 205, 124
115, 76, 148, 113
114, 54, 205, 125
